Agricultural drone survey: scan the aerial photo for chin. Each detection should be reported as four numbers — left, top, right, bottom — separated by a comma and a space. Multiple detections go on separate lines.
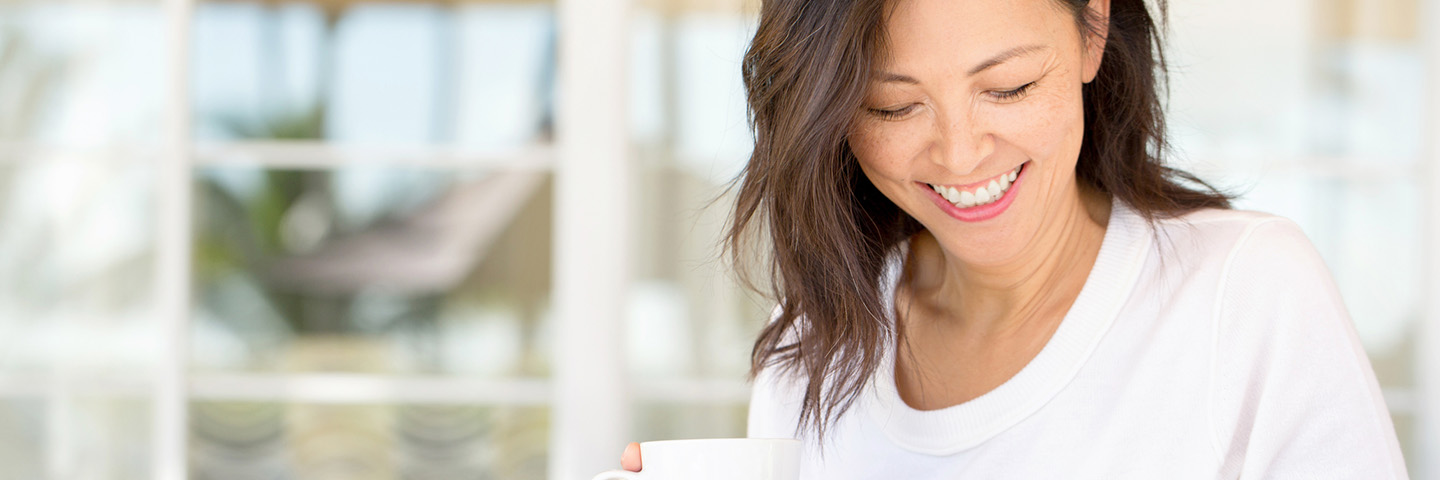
946, 228, 1032, 266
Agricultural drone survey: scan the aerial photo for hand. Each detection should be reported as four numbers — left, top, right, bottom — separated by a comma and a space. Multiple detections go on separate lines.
621, 442, 643, 472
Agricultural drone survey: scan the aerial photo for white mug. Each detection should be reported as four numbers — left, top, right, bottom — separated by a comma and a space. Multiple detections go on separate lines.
591, 438, 801, 480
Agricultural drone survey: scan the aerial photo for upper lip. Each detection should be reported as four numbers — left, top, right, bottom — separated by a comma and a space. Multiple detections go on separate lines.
925, 163, 1023, 190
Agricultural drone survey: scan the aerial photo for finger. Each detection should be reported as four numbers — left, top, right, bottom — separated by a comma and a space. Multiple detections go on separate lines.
621, 442, 642, 472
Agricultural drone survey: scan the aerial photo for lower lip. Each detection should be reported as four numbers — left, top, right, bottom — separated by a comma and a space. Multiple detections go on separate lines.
921, 163, 1027, 223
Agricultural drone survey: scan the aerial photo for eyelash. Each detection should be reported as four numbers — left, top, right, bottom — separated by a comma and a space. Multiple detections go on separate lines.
866, 81, 1038, 120
867, 105, 916, 121
991, 81, 1037, 101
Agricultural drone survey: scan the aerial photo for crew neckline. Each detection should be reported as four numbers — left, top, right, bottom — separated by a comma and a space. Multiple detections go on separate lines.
863, 199, 1153, 455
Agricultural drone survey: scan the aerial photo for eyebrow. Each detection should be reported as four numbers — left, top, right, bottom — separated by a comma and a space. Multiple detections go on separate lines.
876, 44, 1049, 84
967, 44, 1048, 75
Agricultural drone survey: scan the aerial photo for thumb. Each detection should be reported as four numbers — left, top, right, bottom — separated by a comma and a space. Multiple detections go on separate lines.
621, 442, 643, 472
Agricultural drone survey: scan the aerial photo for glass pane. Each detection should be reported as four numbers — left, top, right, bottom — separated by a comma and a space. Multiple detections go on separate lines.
193, 166, 552, 377
632, 403, 748, 442
0, 159, 158, 477
0, 398, 46, 478
0, 162, 157, 375
625, 163, 769, 381
191, 1, 556, 149
626, 7, 769, 386
0, 2, 168, 146
1168, 0, 1425, 165
0, 396, 154, 479
0, 3, 166, 476
190, 402, 547, 479
623, 5, 763, 449
1392, 411, 1418, 476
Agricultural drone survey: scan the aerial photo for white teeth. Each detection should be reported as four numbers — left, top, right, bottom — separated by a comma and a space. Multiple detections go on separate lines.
931, 164, 1023, 209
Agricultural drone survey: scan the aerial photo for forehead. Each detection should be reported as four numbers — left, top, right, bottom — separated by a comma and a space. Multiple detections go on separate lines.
881, 0, 1076, 69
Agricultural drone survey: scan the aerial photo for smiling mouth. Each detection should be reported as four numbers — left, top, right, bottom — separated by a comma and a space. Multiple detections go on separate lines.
926, 163, 1024, 209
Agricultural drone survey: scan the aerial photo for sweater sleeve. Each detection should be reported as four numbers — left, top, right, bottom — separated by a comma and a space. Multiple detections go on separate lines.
1209, 218, 1408, 479
747, 306, 804, 440
747, 358, 803, 439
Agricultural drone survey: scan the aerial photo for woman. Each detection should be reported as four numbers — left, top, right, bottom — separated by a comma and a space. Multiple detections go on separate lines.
622, 0, 1408, 476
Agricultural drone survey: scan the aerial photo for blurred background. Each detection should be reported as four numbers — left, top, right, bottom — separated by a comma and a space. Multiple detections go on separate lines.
0, 0, 1436, 478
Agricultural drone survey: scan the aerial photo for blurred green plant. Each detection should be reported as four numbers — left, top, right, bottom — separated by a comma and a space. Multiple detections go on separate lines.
195, 103, 455, 355
196, 103, 339, 341
213, 102, 328, 141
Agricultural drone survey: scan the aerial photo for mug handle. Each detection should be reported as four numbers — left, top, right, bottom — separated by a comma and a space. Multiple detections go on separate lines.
591, 470, 640, 480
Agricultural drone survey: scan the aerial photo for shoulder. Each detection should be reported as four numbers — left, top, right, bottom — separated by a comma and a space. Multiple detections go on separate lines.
1172, 208, 1337, 319
1147, 207, 1340, 350
1151, 207, 1311, 263
1202, 209, 1355, 397
1142, 207, 1325, 288
1184, 213, 1408, 477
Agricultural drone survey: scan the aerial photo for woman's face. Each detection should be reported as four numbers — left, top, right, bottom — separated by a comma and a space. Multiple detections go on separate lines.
849, 0, 1107, 267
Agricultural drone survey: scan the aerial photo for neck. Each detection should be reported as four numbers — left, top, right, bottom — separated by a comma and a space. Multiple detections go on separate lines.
905, 182, 1111, 340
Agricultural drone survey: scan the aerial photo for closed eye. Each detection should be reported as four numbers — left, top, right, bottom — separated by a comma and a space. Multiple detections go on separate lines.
867, 104, 917, 121
990, 81, 1036, 101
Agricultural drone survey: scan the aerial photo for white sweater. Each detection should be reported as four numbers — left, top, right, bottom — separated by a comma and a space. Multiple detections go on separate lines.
746, 200, 1409, 479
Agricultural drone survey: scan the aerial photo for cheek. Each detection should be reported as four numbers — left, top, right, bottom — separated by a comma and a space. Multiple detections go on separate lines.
848, 121, 928, 187
848, 124, 936, 219
990, 87, 1086, 172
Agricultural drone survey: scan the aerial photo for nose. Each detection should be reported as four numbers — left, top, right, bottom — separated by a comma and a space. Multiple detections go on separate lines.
930, 109, 993, 176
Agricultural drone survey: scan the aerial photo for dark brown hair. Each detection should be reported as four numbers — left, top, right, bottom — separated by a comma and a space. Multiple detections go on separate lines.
726, 0, 1231, 443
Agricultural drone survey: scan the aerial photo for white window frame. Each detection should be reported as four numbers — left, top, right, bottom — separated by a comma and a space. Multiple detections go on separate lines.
1417, 0, 1440, 478
155, 0, 194, 478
